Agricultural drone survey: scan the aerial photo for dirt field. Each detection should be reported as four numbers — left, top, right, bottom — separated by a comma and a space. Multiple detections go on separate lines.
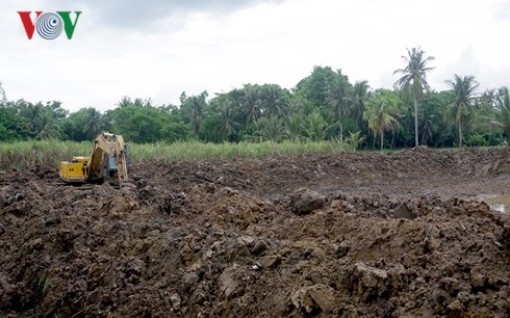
1, 147, 509, 317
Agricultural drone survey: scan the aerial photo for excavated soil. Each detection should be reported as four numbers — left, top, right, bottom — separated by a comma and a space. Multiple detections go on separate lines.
1, 147, 510, 317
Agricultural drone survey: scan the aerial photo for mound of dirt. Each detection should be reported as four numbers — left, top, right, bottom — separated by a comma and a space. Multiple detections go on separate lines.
1, 148, 510, 317
128, 147, 510, 198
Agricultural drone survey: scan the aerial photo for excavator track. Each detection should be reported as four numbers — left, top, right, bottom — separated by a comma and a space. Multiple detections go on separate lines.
52, 181, 124, 190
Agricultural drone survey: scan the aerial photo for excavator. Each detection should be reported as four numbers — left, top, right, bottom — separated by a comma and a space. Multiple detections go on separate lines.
59, 132, 129, 185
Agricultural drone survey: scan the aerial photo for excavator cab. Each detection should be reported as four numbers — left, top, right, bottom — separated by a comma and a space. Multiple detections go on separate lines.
105, 143, 130, 178
106, 155, 117, 178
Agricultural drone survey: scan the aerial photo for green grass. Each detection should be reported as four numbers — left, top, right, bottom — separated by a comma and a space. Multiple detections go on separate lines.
1, 139, 500, 170
0, 139, 349, 169
130, 140, 348, 160
0, 140, 93, 169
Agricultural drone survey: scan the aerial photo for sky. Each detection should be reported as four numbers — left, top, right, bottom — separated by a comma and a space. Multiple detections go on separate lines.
1, 0, 510, 112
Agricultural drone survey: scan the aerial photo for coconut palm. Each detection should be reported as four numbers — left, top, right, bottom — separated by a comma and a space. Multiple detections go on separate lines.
117, 96, 132, 108
242, 85, 262, 124
345, 130, 367, 152
394, 47, 435, 147
305, 111, 328, 141
0, 81, 6, 102
364, 95, 401, 151
479, 89, 497, 111
35, 108, 62, 140
286, 113, 306, 140
218, 100, 240, 141
492, 87, 510, 144
184, 92, 208, 138
326, 74, 351, 140
260, 84, 289, 117
255, 115, 287, 142
445, 74, 479, 148
349, 80, 370, 128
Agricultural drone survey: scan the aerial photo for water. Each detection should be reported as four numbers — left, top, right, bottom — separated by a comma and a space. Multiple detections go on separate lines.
478, 194, 510, 213
489, 203, 506, 213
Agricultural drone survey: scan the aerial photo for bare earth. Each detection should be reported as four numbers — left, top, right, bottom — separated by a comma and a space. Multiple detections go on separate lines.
1, 147, 509, 317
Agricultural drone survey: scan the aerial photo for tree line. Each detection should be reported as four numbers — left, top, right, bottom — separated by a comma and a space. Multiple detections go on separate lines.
1, 47, 510, 149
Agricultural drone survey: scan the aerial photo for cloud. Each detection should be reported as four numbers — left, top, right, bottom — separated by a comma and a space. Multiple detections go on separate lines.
4, 0, 510, 112
40, 0, 282, 29
448, 47, 481, 78
495, 0, 510, 20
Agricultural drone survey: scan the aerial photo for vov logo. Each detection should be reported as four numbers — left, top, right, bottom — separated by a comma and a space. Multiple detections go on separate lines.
18, 11, 82, 40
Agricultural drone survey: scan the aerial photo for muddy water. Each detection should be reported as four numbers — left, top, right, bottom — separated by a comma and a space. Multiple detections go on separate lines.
479, 194, 510, 213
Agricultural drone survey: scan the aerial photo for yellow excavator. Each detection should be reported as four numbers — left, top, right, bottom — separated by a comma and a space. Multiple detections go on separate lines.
59, 132, 129, 184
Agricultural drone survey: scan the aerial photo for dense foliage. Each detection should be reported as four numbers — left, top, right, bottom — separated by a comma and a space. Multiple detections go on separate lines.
1, 49, 509, 149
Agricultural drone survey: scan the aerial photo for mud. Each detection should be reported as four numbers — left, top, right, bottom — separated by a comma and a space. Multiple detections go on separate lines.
1, 147, 510, 317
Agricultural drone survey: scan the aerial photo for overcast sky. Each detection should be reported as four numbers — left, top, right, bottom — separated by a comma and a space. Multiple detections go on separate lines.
2, 0, 510, 111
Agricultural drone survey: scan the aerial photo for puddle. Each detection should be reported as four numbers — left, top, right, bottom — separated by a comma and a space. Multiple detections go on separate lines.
478, 194, 510, 213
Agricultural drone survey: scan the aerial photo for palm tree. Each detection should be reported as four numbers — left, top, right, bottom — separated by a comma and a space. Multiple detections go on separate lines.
186, 92, 208, 139
35, 108, 62, 140
305, 111, 328, 141
394, 47, 435, 147
218, 100, 239, 141
117, 96, 132, 108
349, 81, 370, 128
445, 74, 479, 148
242, 85, 262, 124
364, 95, 401, 151
286, 113, 306, 140
255, 116, 287, 142
420, 108, 438, 146
189, 98, 204, 138
479, 89, 497, 111
326, 74, 351, 140
492, 87, 510, 144
0, 81, 6, 102
260, 84, 289, 117
345, 130, 366, 152
79, 108, 105, 140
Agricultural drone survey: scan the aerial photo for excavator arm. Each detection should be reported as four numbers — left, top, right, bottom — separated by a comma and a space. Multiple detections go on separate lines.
86, 132, 129, 184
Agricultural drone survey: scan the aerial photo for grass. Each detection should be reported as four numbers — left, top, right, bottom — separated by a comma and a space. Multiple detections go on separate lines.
1, 139, 502, 170
0, 139, 349, 169
130, 140, 348, 160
